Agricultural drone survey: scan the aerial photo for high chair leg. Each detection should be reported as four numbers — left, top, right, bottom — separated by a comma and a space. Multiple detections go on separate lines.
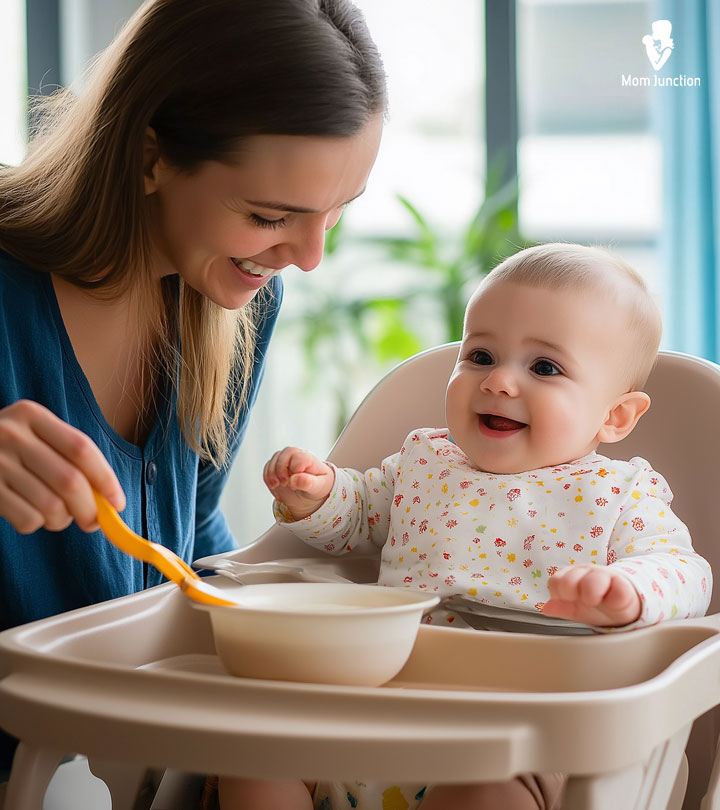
699, 729, 720, 810
632, 724, 691, 810
563, 763, 644, 810
563, 724, 690, 810
4, 743, 66, 810
667, 755, 689, 810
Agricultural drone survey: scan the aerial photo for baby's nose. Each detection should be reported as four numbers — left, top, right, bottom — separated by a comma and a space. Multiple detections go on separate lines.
481, 365, 519, 396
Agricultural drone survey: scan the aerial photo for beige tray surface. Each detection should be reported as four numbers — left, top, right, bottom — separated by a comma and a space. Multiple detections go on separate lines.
2, 578, 720, 783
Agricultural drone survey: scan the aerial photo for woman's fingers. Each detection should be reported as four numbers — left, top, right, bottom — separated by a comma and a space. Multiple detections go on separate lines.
18, 438, 100, 532
28, 403, 125, 507
0, 458, 73, 532
0, 481, 62, 535
0, 400, 124, 533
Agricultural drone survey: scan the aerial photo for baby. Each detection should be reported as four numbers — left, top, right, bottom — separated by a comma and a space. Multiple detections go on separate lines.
220, 243, 712, 810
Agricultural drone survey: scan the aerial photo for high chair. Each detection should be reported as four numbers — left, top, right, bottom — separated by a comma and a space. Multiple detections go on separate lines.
1, 347, 720, 810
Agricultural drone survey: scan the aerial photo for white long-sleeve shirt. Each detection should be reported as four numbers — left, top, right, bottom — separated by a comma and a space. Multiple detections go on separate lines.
275, 428, 711, 629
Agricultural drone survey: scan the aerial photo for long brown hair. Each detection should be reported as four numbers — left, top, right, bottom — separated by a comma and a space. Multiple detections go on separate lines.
0, 0, 386, 465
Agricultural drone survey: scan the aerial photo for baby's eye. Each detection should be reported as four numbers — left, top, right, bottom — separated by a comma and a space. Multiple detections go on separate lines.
469, 349, 493, 366
531, 359, 561, 376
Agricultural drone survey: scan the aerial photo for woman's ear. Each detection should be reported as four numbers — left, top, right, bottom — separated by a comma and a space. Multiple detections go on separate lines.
143, 127, 163, 195
596, 392, 651, 445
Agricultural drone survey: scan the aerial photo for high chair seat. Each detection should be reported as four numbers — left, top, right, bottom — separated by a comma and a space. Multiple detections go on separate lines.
1, 347, 720, 810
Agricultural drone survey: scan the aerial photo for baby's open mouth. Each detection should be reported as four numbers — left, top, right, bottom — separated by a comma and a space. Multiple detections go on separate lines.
480, 414, 527, 431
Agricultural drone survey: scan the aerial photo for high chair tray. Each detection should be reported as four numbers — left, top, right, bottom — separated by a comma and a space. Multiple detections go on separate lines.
2, 577, 720, 784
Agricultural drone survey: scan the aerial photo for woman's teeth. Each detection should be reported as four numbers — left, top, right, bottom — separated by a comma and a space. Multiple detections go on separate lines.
231, 258, 278, 277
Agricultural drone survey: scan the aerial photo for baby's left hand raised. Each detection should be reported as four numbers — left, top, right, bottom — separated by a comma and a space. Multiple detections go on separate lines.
543, 565, 642, 627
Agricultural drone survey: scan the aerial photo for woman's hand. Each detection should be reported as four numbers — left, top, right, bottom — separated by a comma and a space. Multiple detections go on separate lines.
0, 400, 126, 534
543, 564, 642, 627
263, 446, 334, 520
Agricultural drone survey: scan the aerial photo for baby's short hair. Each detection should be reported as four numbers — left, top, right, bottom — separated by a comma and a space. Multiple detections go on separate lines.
478, 243, 662, 390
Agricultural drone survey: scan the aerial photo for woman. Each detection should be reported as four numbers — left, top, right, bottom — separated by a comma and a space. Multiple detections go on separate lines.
0, 0, 385, 777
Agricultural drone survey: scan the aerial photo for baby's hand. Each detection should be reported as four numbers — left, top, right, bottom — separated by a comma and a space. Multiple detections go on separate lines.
543, 565, 642, 627
263, 447, 335, 520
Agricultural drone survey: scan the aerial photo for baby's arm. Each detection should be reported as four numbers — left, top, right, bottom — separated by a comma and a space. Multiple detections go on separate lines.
264, 446, 335, 520
546, 464, 711, 629
264, 445, 402, 556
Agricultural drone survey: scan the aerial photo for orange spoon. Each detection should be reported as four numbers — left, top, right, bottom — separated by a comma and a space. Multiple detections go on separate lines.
93, 491, 237, 607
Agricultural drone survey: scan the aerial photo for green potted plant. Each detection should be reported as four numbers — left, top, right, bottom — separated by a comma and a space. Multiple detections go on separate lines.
367, 171, 524, 341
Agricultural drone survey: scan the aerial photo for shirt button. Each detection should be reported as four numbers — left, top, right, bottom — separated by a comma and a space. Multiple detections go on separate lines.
146, 461, 158, 485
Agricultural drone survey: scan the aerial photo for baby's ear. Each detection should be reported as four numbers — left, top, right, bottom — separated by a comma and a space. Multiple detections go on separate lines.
596, 392, 651, 445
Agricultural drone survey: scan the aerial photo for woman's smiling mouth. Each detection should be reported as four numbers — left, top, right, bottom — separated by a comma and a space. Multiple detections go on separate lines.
230, 257, 282, 278
229, 257, 283, 289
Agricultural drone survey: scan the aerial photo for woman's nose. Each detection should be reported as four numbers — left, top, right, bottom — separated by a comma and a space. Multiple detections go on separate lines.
480, 365, 519, 396
279, 217, 330, 273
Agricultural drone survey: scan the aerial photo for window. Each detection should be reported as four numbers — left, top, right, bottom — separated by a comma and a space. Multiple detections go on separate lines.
344, 0, 484, 237
517, 0, 661, 287
0, 0, 27, 166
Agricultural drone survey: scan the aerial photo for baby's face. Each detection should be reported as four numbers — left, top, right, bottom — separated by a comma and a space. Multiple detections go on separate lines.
445, 281, 631, 474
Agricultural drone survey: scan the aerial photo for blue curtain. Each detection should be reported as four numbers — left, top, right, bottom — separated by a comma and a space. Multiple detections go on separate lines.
655, 0, 720, 360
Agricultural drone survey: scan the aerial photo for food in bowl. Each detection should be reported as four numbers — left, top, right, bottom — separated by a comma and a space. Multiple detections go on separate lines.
193, 582, 439, 686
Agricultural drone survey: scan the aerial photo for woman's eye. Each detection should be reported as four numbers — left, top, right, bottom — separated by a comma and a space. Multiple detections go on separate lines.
469, 350, 493, 365
249, 213, 287, 230
532, 359, 561, 376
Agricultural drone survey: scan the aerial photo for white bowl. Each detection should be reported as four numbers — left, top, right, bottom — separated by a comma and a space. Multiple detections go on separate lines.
193, 582, 439, 686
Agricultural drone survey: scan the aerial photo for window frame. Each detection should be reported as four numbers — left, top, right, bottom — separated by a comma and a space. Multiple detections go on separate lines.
26, 0, 62, 99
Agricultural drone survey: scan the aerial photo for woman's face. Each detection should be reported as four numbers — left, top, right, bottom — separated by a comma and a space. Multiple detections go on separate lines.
145, 115, 383, 309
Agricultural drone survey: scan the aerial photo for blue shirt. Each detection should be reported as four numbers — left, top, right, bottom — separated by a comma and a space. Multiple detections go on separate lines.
0, 251, 282, 631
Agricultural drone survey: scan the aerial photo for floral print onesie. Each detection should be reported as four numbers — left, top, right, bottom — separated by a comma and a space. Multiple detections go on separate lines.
275, 428, 711, 631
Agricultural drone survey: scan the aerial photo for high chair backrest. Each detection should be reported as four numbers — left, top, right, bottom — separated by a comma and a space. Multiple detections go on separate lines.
328, 343, 455, 472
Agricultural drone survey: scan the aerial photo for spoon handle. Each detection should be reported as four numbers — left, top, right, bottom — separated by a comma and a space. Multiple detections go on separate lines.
93, 491, 236, 606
